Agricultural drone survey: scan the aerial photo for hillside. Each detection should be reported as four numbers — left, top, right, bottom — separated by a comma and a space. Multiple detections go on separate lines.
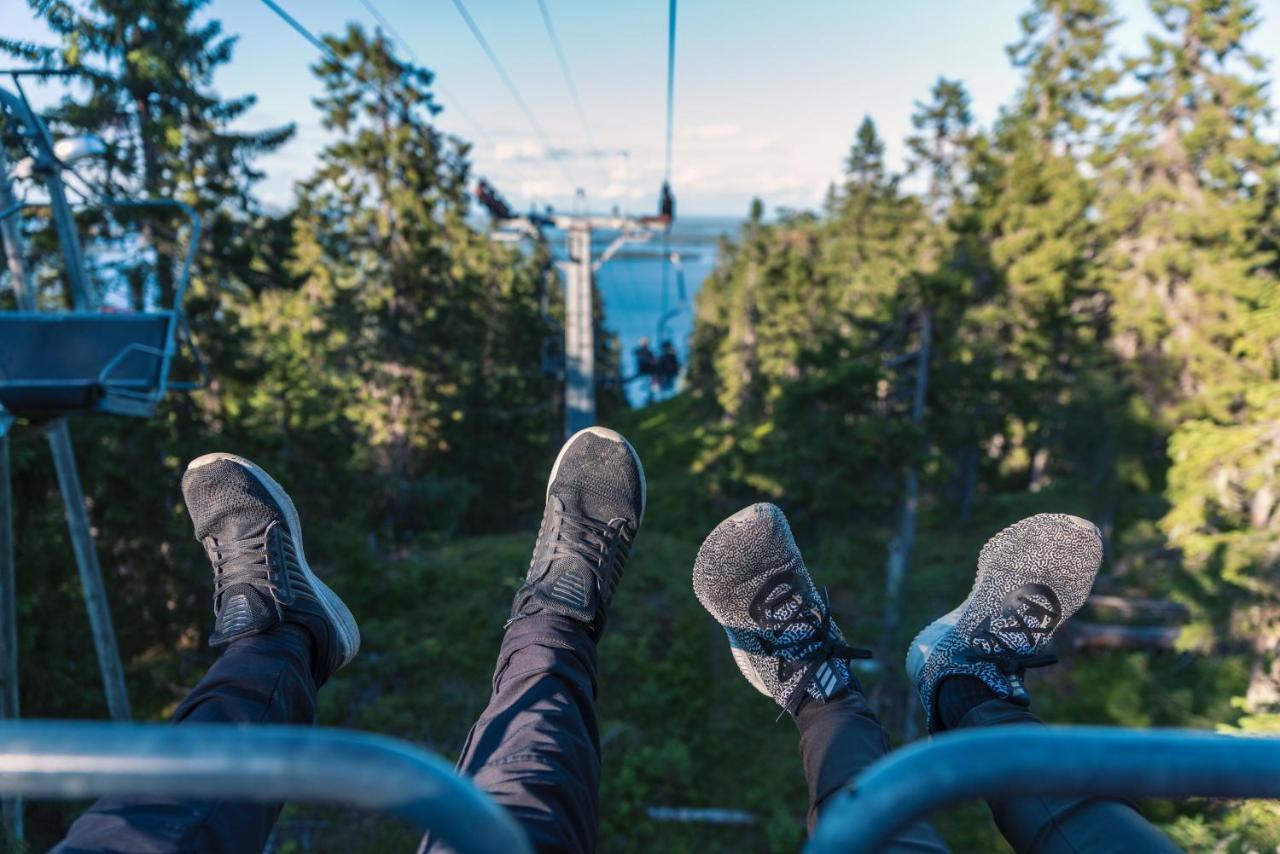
247, 393, 1249, 853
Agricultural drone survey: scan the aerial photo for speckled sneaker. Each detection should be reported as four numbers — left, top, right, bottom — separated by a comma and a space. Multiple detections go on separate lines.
183, 453, 360, 679
906, 513, 1103, 732
693, 503, 871, 715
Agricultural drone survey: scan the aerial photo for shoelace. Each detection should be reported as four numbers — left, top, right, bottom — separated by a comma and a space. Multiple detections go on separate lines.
547, 512, 633, 589
511, 509, 634, 622
207, 532, 280, 606
758, 587, 872, 715
966, 647, 1060, 701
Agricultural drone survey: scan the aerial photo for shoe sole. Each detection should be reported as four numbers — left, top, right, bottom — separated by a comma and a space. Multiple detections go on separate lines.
695, 503, 805, 702
547, 426, 647, 526
905, 514, 1101, 682
187, 452, 361, 669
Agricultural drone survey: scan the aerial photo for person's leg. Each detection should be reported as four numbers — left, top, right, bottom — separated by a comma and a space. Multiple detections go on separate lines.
908, 514, 1178, 854
423, 427, 645, 853
56, 627, 318, 853
693, 503, 948, 852
57, 454, 360, 854
795, 688, 951, 850
935, 678, 1179, 853
446, 613, 600, 852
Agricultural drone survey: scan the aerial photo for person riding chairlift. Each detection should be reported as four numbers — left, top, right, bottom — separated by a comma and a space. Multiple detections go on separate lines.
656, 339, 679, 391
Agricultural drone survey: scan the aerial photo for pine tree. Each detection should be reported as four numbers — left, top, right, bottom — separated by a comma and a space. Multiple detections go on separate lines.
976, 0, 1120, 499
252, 25, 553, 540
1101, 0, 1280, 725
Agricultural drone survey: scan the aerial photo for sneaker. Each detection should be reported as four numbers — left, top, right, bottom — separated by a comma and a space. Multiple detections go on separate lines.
906, 513, 1103, 732
693, 503, 870, 715
183, 453, 360, 679
508, 427, 646, 638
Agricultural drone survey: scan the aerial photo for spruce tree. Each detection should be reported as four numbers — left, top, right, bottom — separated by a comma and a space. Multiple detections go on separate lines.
256, 25, 552, 540
1102, 0, 1279, 725
978, 0, 1119, 498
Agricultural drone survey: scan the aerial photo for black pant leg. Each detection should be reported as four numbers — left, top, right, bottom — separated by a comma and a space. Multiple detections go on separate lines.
425, 614, 600, 854
55, 626, 318, 854
955, 699, 1181, 854
796, 689, 950, 852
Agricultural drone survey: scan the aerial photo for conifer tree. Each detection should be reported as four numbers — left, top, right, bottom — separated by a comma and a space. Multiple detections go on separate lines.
976, 0, 1119, 497
255, 25, 553, 539
1104, 0, 1280, 725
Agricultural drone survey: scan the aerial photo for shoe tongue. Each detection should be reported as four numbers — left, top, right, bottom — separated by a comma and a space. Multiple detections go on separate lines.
210, 583, 280, 646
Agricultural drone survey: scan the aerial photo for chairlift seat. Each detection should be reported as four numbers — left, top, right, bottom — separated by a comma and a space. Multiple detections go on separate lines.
0, 312, 176, 420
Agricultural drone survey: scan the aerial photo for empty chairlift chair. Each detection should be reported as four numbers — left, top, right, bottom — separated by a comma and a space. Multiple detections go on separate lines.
0, 198, 202, 428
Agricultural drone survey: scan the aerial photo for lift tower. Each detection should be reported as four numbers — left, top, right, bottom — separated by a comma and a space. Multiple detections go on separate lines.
489, 207, 668, 439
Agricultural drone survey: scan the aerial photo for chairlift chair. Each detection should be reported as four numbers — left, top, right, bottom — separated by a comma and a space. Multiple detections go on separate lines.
0, 196, 202, 431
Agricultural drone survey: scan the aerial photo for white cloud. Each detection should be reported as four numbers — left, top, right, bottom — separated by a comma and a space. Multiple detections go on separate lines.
494, 140, 546, 162
680, 122, 740, 141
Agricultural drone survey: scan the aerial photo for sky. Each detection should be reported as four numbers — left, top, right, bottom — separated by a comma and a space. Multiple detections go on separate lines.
6, 0, 1280, 216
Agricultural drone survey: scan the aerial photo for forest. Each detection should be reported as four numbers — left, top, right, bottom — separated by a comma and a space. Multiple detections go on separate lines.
1, 0, 1278, 851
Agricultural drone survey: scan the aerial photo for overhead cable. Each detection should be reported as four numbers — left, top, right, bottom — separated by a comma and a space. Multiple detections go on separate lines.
448, 0, 576, 187
535, 0, 597, 155
355, 0, 495, 148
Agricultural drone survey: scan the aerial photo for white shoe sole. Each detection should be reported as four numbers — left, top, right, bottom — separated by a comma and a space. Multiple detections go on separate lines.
547, 426, 647, 526
188, 452, 361, 669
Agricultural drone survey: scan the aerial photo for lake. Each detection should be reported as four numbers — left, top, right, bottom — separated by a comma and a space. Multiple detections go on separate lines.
543, 215, 740, 407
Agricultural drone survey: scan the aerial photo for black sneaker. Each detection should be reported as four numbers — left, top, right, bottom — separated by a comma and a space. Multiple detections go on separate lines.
906, 513, 1103, 732
693, 503, 870, 715
183, 453, 360, 679
508, 427, 646, 639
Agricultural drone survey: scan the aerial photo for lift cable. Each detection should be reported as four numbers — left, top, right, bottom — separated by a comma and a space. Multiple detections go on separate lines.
448, 0, 576, 188
662, 0, 678, 184
535, 0, 597, 156
258, 0, 395, 106
355, 0, 495, 148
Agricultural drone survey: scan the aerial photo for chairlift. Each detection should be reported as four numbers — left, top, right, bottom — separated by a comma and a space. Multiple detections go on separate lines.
0, 195, 202, 424
0, 81, 204, 431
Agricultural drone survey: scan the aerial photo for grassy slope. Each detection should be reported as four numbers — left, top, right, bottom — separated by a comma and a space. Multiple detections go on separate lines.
278, 393, 1253, 852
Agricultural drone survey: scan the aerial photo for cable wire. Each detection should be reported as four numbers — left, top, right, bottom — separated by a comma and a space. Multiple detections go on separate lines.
663, 0, 678, 183
535, 0, 596, 155
447, 0, 576, 187
257, 0, 390, 105
355, 0, 494, 148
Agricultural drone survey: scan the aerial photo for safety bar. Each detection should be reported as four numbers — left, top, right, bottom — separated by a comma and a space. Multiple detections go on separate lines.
806, 724, 1280, 853
0, 721, 531, 854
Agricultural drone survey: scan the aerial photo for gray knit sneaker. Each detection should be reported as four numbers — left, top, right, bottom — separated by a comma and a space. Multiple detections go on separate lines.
906, 513, 1103, 732
693, 503, 870, 715
183, 453, 360, 679
509, 427, 646, 639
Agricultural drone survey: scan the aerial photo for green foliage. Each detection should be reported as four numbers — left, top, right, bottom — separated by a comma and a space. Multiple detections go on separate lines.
3, 0, 1280, 850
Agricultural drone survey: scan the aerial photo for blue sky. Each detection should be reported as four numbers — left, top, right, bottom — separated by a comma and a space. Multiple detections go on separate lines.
8, 0, 1280, 215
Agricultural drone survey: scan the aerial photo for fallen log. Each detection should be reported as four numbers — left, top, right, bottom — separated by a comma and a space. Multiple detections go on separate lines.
1070, 622, 1182, 651
1084, 595, 1189, 623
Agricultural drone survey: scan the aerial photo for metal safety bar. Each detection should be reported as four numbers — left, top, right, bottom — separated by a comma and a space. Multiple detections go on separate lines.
806, 724, 1280, 853
0, 721, 531, 854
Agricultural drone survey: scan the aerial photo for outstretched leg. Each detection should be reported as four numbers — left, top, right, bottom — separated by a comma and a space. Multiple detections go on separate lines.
693, 503, 948, 852
56, 454, 360, 854
907, 513, 1178, 854
423, 427, 645, 853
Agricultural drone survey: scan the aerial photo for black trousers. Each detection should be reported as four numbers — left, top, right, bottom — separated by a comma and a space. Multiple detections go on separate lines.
56, 615, 1176, 853
798, 685, 1178, 853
